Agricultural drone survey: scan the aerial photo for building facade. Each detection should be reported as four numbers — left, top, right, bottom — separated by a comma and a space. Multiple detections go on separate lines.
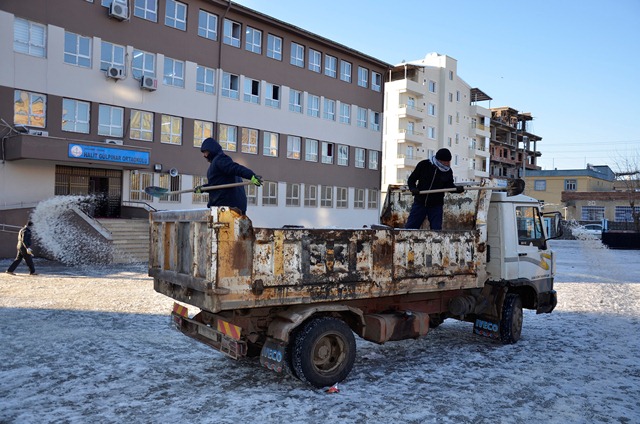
0, 0, 391, 255
382, 53, 491, 194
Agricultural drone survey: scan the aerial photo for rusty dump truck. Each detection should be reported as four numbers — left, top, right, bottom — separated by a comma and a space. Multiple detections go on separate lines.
149, 180, 558, 388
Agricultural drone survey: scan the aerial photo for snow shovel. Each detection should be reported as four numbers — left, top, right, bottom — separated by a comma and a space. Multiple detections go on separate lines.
144, 181, 252, 197
417, 178, 525, 197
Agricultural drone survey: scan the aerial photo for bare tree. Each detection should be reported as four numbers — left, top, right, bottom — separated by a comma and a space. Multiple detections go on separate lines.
614, 153, 640, 232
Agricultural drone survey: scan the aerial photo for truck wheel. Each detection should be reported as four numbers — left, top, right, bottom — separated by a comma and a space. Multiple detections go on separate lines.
500, 293, 523, 344
292, 317, 356, 388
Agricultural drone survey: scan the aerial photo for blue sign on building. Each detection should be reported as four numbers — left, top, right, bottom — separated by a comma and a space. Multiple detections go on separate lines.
68, 144, 150, 165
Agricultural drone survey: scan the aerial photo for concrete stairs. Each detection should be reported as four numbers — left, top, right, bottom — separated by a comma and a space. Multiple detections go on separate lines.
97, 218, 150, 263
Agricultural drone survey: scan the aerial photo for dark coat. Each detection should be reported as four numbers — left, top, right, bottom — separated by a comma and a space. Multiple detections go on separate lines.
407, 159, 456, 208
201, 138, 255, 214
17, 225, 32, 250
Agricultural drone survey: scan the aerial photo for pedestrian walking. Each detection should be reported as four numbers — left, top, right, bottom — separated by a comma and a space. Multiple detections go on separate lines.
6, 221, 37, 275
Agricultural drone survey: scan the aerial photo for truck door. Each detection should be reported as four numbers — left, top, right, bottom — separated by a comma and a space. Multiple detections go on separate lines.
515, 206, 549, 278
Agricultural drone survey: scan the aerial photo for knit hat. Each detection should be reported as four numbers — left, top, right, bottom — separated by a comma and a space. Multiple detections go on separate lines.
435, 148, 452, 162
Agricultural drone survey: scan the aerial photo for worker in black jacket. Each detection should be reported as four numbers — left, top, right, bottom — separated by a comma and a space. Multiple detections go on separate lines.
405, 148, 464, 230
5, 221, 37, 275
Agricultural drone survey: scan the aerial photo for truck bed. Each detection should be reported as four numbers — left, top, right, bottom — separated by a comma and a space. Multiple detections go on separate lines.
150, 187, 491, 313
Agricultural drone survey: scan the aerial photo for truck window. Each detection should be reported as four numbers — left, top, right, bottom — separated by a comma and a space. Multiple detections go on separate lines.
516, 206, 545, 249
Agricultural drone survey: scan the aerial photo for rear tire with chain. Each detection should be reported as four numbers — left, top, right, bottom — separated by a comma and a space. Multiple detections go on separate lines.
500, 293, 523, 344
292, 316, 356, 388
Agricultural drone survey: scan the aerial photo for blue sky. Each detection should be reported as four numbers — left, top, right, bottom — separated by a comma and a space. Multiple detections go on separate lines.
235, 0, 640, 172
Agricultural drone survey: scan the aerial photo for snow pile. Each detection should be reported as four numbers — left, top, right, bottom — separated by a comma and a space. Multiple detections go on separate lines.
31, 196, 115, 265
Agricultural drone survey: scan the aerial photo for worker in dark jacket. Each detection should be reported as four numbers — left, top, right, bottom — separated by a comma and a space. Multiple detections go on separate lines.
195, 137, 262, 215
5, 221, 37, 275
405, 148, 464, 230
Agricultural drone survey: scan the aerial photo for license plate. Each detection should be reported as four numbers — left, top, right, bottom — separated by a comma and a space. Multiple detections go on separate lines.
260, 339, 287, 373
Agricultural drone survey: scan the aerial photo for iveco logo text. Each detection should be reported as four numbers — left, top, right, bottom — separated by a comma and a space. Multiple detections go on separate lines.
262, 347, 282, 363
475, 319, 499, 332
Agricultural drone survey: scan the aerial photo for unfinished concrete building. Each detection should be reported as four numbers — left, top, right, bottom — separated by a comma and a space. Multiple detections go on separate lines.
490, 107, 541, 178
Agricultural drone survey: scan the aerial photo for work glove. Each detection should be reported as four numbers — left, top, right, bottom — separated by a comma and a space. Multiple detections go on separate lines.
410, 189, 420, 196
26, 248, 33, 255
251, 175, 263, 187
194, 185, 203, 194
455, 186, 464, 194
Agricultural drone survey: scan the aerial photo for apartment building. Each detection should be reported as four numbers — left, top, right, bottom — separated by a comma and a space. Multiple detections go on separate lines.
382, 53, 491, 193
489, 107, 542, 179
0, 0, 391, 255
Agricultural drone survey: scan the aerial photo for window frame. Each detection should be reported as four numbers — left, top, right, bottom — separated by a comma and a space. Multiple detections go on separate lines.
163, 57, 185, 88
241, 127, 258, 154
263, 131, 279, 157
290, 42, 305, 67
129, 109, 154, 141
267, 34, 282, 60
134, 0, 158, 22
160, 114, 182, 145
245, 26, 262, 54
193, 119, 213, 148
98, 104, 124, 137
324, 54, 337, 78
308, 48, 321, 72
14, 18, 46, 58
198, 10, 218, 40
62, 98, 90, 134
305, 138, 318, 162
196, 65, 215, 94
164, 0, 187, 31
287, 135, 301, 160
100, 41, 125, 72
64, 31, 91, 68
218, 124, 238, 151
221, 72, 239, 99
223, 18, 241, 48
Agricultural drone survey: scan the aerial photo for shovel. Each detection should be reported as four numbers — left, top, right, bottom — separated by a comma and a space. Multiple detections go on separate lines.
416, 178, 525, 197
144, 181, 252, 197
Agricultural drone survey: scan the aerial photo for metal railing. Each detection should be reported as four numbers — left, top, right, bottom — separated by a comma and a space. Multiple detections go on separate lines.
0, 223, 21, 233
122, 200, 158, 212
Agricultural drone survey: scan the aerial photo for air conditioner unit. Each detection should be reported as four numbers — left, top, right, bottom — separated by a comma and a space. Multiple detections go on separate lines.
109, 1, 128, 21
28, 129, 49, 136
140, 76, 158, 91
104, 139, 124, 145
106, 66, 124, 80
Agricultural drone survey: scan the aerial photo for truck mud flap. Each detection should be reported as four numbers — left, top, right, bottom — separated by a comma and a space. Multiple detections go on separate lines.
259, 338, 287, 374
172, 312, 247, 359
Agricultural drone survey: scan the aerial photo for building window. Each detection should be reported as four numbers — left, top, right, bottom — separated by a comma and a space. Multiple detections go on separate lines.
336, 187, 348, 208
304, 184, 317, 207
134, 0, 158, 22
581, 206, 605, 221
290, 42, 304, 67
196, 65, 215, 94
198, 10, 217, 40
321, 142, 334, 164
320, 185, 333, 208
132, 49, 155, 79
289, 89, 303, 113
286, 183, 300, 206
64, 32, 91, 68
307, 94, 320, 117
263, 131, 279, 157
287, 135, 301, 159
449, 92, 453, 102
241, 128, 258, 154
357, 107, 367, 128
193, 120, 213, 148
308, 49, 321, 72
428, 80, 436, 93
369, 151, 379, 170
163, 57, 185, 87
218, 124, 237, 151
14, 18, 46, 58
368, 189, 379, 209
370, 111, 380, 131
158, 174, 180, 202
192, 175, 208, 204
355, 148, 365, 168
165, 0, 187, 31
14, 90, 46, 128
100, 41, 125, 72
372, 72, 382, 92
223, 19, 241, 47
98, 104, 124, 137
615, 206, 640, 222
357, 66, 368, 88
130, 171, 153, 202
244, 78, 260, 104
323, 98, 336, 121
340, 60, 352, 83
221, 72, 239, 99
449, 70, 454, 80
305, 139, 318, 162
130, 109, 154, 141
456, 90, 461, 102
265, 83, 280, 108
337, 145, 349, 166
428, 103, 436, 116
245, 26, 262, 54
160, 114, 182, 145
340, 103, 351, 124
62, 99, 90, 134
534, 180, 547, 191
246, 185, 258, 205
448, 115, 453, 125
565, 179, 577, 191
267, 34, 282, 60
325, 55, 337, 78
354, 188, 365, 209
262, 181, 278, 206
428, 126, 436, 139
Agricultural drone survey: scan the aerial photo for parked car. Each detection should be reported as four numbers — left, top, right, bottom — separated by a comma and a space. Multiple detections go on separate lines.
575, 224, 603, 238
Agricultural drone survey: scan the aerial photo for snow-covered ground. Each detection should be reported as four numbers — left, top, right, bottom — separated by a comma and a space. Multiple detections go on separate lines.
1, 239, 639, 423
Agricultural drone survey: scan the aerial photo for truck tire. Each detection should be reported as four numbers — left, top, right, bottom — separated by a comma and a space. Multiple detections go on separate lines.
500, 293, 523, 344
292, 317, 356, 388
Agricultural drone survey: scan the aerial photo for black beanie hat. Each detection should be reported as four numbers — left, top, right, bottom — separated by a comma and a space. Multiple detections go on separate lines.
435, 148, 452, 161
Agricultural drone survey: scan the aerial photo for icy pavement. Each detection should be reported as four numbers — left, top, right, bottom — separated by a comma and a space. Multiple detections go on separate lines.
1, 240, 639, 423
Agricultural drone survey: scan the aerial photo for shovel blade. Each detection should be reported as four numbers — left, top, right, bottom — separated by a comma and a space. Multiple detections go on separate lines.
144, 186, 169, 197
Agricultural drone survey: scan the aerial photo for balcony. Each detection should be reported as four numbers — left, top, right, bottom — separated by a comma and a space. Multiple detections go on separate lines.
398, 129, 423, 144
398, 104, 423, 121
471, 122, 490, 137
397, 79, 424, 97
396, 154, 420, 168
